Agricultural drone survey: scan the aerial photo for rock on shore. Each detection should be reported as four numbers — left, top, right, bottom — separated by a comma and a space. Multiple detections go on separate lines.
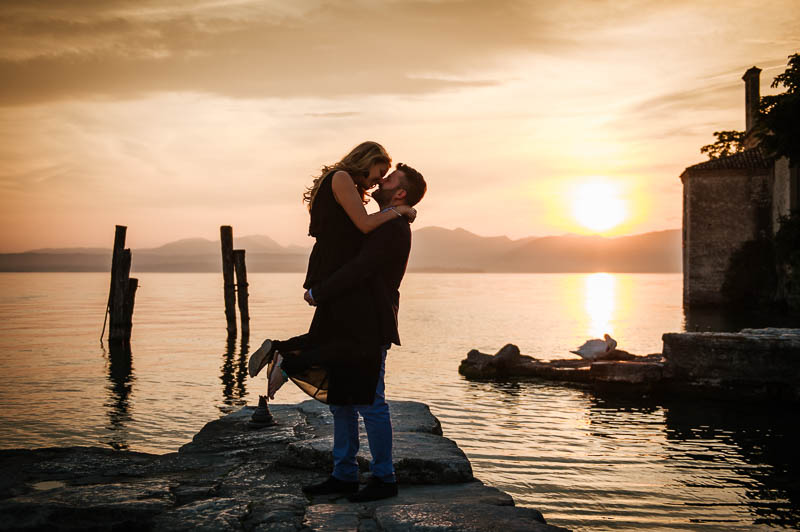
0, 400, 567, 531
458, 344, 664, 386
459, 329, 800, 401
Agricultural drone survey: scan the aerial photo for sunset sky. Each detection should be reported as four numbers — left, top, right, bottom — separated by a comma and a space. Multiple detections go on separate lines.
1, 0, 798, 252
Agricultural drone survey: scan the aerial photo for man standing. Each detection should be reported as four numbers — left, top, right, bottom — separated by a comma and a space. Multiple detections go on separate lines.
301, 163, 426, 502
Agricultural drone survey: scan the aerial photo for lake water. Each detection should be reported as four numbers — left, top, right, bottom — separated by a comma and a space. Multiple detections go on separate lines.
0, 272, 797, 531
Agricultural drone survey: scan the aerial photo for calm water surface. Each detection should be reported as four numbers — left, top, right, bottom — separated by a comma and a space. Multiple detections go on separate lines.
0, 272, 796, 531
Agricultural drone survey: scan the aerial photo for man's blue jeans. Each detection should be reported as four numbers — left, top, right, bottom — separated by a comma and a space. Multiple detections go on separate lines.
330, 347, 395, 483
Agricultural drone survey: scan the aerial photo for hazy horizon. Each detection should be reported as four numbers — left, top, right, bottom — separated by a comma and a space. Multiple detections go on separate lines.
10, 224, 683, 254
1, 0, 798, 253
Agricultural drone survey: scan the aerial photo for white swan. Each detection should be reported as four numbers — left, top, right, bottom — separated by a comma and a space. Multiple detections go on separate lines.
570, 334, 617, 360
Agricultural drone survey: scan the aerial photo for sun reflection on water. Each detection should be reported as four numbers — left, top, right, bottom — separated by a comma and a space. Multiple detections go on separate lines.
584, 272, 616, 338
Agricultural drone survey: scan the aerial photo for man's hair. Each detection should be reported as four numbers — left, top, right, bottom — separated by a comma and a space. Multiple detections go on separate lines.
397, 163, 426, 207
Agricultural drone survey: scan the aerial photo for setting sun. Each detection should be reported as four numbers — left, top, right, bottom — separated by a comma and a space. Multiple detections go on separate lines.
571, 181, 628, 233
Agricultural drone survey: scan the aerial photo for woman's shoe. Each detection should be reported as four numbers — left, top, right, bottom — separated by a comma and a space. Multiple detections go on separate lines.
248, 339, 275, 378
267, 353, 287, 400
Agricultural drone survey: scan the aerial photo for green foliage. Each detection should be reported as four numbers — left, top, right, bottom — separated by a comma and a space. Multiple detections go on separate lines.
700, 130, 745, 160
721, 238, 777, 306
757, 53, 800, 166
770, 53, 800, 94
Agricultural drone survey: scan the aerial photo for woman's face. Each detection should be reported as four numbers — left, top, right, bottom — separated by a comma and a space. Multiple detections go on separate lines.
363, 162, 389, 189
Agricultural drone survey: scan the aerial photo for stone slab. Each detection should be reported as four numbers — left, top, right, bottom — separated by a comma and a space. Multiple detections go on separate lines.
179, 405, 305, 455
0, 479, 174, 531
306, 480, 513, 508
303, 503, 361, 531
590, 360, 664, 384
285, 432, 473, 484
302, 482, 553, 532
663, 328, 800, 383
297, 399, 443, 437
374, 502, 569, 531
152, 497, 249, 532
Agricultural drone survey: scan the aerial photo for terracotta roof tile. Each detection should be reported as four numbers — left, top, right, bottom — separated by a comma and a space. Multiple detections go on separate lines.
683, 147, 771, 174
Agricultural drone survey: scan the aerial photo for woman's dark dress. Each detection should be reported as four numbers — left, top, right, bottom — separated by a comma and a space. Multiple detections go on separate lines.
275, 172, 383, 405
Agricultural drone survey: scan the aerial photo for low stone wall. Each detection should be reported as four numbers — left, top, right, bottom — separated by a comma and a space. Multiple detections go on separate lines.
0, 400, 566, 531
662, 328, 800, 400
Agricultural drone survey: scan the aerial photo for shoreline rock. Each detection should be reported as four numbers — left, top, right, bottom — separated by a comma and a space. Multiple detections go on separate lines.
0, 400, 567, 531
458, 344, 664, 386
459, 328, 800, 401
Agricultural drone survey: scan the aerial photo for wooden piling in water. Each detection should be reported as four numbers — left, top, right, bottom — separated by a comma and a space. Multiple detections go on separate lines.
107, 225, 127, 311
109, 248, 132, 344
106, 225, 137, 345
220, 226, 237, 338
123, 278, 138, 342
233, 249, 250, 337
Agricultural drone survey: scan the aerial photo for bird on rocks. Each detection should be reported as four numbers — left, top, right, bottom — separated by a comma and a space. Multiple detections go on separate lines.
570, 334, 617, 360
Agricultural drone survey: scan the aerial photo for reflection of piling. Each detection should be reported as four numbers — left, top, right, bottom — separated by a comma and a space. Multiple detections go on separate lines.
233, 249, 250, 337
106, 342, 134, 450
221, 336, 249, 410
220, 226, 237, 338
108, 225, 138, 345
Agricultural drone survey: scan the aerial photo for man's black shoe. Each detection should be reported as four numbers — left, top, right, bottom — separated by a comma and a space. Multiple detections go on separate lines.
302, 476, 359, 496
346, 477, 398, 502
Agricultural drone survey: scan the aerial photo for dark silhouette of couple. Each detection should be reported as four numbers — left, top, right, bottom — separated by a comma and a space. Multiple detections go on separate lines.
247, 141, 426, 502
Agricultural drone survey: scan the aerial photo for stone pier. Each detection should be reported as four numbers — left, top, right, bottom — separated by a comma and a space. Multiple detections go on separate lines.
0, 400, 566, 531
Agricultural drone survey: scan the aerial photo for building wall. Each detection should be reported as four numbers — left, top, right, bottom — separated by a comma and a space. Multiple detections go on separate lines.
794, 166, 800, 213
772, 156, 792, 231
683, 168, 772, 305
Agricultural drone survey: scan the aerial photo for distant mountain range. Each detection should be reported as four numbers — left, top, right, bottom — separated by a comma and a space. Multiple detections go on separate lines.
0, 227, 682, 273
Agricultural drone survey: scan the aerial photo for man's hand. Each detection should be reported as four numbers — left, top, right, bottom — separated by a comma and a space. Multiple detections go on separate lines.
304, 289, 317, 306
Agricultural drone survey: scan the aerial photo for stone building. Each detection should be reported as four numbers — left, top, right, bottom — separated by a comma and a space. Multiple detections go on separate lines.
681, 67, 799, 306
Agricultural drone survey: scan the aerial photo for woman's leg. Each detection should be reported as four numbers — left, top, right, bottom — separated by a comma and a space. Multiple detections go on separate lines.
278, 339, 357, 403
249, 333, 313, 378
272, 333, 312, 353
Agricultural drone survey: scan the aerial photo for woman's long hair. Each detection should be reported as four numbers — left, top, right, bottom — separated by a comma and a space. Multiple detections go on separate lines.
303, 141, 391, 210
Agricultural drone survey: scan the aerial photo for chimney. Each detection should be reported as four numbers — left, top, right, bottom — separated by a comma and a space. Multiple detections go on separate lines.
742, 66, 761, 133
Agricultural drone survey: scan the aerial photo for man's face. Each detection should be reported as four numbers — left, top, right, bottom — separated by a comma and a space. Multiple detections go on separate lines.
372, 169, 406, 206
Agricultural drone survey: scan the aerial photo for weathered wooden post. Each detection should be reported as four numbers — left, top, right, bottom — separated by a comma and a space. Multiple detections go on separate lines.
233, 249, 250, 337
123, 277, 138, 342
106, 225, 127, 314
106, 225, 137, 345
220, 225, 237, 338
109, 249, 131, 344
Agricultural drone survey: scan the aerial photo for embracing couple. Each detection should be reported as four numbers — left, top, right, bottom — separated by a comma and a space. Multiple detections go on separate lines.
247, 141, 426, 502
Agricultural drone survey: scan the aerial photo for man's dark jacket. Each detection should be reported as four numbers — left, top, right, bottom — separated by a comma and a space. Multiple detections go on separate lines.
313, 216, 410, 346
307, 216, 411, 404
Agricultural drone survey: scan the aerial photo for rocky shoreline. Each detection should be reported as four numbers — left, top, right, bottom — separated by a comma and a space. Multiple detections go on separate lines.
0, 400, 566, 531
459, 328, 800, 401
